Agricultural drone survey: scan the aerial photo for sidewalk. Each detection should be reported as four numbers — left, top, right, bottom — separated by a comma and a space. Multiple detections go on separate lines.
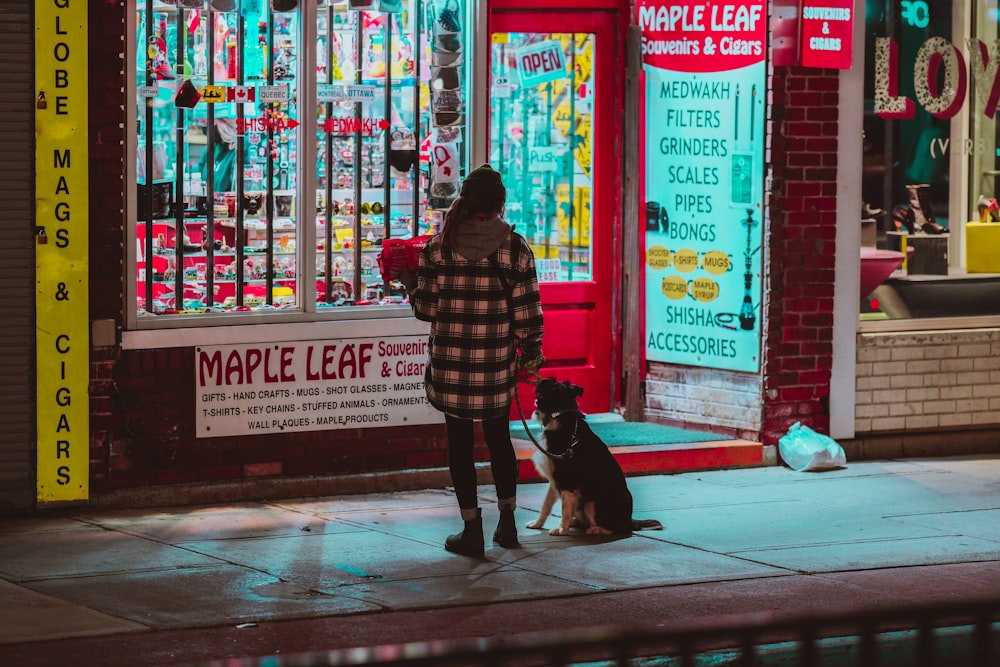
2, 454, 999, 665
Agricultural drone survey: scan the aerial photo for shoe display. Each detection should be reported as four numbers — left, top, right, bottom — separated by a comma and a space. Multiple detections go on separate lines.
905, 184, 948, 234
892, 204, 915, 234
862, 201, 887, 220
977, 195, 1000, 223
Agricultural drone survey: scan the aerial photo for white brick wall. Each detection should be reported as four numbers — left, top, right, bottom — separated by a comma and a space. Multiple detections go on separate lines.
645, 365, 763, 431
855, 329, 1000, 433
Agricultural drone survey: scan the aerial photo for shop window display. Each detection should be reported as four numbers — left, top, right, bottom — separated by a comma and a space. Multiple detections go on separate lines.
131, 0, 470, 318
489, 32, 595, 282
860, 0, 1000, 322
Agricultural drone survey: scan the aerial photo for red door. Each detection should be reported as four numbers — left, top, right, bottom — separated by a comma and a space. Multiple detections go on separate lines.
489, 10, 621, 416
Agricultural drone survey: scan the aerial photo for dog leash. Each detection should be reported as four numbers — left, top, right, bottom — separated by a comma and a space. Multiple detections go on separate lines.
488, 239, 575, 461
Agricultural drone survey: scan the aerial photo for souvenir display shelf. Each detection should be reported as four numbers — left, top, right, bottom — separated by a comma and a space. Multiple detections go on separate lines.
134, 0, 468, 316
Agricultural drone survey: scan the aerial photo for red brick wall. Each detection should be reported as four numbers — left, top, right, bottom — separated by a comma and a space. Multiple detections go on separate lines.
89, 0, 126, 494
101, 347, 453, 491
760, 66, 840, 445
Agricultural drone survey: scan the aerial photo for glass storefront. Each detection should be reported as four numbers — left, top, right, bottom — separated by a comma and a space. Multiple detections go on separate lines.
861, 0, 1000, 322
488, 32, 595, 283
131, 0, 472, 319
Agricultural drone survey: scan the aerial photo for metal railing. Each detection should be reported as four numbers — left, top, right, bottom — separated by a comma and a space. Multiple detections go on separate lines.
202, 596, 1000, 667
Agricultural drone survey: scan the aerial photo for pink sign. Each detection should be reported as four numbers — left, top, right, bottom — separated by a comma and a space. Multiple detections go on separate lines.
800, 0, 854, 69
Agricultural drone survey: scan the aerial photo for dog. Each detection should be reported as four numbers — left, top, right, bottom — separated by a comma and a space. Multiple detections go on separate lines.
526, 378, 663, 536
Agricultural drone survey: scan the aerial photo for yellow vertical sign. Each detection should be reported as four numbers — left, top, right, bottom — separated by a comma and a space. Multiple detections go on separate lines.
35, 0, 90, 503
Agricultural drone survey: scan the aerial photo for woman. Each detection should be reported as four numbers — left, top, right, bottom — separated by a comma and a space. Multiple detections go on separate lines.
406, 164, 544, 557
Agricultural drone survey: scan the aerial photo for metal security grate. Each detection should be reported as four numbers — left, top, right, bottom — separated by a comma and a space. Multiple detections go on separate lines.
202, 597, 1000, 667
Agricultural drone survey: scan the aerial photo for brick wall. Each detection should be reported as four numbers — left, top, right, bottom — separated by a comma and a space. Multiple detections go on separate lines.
759, 66, 840, 446
103, 348, 453, 491
645, 66, 841, 446
855, 330, 1000, 433
645, 366, 761, 439
89, 0, 126, 495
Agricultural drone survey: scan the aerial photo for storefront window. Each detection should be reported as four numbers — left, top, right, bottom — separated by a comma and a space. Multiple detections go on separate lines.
861, 0, 1000, 322
488, 32, 595, 282
131, 0, 471, 320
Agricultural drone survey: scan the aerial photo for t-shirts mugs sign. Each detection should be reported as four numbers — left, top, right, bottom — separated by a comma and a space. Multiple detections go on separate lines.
638, 0, 765, 72
516, 40, 566, 88
799, 0, 854, 69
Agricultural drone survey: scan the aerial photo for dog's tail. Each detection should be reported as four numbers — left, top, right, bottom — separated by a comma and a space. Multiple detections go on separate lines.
631, 518, 664, 531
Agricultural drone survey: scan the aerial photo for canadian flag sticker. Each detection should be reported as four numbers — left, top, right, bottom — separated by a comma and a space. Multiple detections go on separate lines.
227, 85, 256, 103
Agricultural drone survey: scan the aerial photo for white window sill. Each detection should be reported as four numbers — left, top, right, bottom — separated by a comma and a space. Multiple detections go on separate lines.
122, 310, 429, 350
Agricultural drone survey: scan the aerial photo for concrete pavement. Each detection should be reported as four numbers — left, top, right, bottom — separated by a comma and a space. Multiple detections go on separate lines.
1, 454, 999, 665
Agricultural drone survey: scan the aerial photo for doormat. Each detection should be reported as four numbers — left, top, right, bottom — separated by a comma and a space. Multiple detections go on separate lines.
510, 420, 732, 446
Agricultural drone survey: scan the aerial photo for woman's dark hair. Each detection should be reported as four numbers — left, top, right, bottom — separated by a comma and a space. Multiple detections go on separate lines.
440, 165, 506, 248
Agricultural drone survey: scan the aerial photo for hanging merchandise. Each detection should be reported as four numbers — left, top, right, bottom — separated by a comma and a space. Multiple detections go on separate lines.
135, 0, 471, 315
347, 0, 402, 12
388, 127, 418, 173
432, 89, 461, 113
175, 79, 202, 107
432, 50, 460, 67
430, 142, 460, 183
436, 0, 461, 33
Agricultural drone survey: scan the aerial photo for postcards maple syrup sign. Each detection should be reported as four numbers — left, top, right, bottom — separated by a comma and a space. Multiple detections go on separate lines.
638, 0, 765, 373
35, 0, 89, 503
195, 337, 442, 438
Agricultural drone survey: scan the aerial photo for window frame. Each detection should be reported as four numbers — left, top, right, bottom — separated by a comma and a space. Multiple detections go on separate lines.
123, 0, 488, 335
856, 0, 1000, 333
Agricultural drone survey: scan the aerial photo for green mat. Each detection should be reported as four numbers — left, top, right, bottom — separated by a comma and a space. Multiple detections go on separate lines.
509, 419, 731, 446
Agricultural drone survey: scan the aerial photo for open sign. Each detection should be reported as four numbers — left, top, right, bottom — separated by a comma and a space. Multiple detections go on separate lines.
516, 41, 567, 88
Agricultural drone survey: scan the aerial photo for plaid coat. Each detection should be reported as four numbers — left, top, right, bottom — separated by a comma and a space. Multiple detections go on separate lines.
411, 230, 544, 420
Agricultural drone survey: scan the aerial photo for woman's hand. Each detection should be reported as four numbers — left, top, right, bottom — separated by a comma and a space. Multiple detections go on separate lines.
399, 269, 418, 292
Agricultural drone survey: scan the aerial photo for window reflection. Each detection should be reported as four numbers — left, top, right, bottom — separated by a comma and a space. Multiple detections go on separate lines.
133, 0, 470, 318
489, 32, 596, 283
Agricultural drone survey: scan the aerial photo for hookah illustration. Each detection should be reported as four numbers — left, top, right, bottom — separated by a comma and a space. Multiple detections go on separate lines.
739, 208, 760, 331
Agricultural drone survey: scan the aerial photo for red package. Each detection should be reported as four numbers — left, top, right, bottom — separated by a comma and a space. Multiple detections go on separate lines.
377, 235, 432, 280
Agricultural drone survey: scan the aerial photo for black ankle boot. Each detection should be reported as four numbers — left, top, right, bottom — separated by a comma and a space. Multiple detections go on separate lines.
907, 184, 948, 234
445, 509, 484, 557
493, 508, 520, 548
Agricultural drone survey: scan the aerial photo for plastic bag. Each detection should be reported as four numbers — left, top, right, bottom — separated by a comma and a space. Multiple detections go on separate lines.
778, 422, 846, 472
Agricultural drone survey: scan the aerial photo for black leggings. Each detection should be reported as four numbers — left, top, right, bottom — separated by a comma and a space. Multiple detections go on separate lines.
445, 414, 518, 510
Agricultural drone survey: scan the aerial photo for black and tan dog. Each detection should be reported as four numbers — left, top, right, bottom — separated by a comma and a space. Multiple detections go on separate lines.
526, 378, 663, 536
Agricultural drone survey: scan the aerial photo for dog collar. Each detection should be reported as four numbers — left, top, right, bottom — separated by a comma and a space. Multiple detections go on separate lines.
548, 408, 585, 421
542, 410, 582, 460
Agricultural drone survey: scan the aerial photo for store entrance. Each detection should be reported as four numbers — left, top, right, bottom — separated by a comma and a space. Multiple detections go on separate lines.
489, 10, 620, 416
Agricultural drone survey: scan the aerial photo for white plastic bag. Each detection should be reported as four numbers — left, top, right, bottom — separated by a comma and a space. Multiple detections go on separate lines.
778, 421, 847, 472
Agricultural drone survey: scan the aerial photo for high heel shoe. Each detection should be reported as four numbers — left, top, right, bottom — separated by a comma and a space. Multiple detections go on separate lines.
892, 205, 915, 234
978, 195, 1000, 223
